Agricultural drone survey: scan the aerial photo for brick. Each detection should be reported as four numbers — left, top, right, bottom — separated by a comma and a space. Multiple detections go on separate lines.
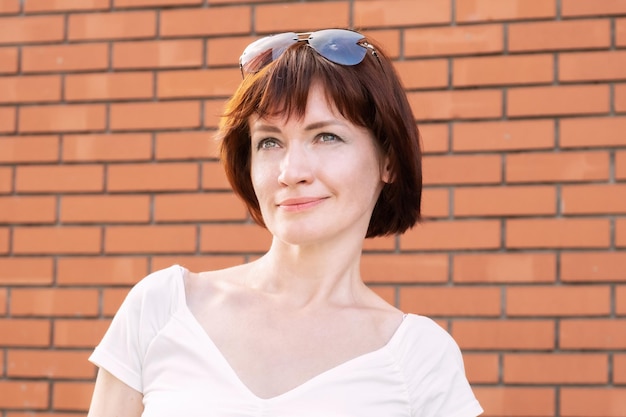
401, 220, 501, 251
19, 104, 107, 133
0, 15, 64, 44
200, 224, 272, 253
506, 151, 609, 183
61, 195, 150, 224
617, 214, 626, 245
255, 2, 348, 32
204, 99, 228, 129
404, 24, 503, 57
615, 355, 626, 384
0, 319, 50, 346
360, 254, 448, 284
110, 101, 201, 131
399, 286, 501, 317
0, 47, 18, 73
454, 54, 553, 87
562, 252, 626, 282
617, 84, 626, 113
13, 226, 101, 255
454, 253, 556, 283
507, 218, 610, 249
207, 36, 254, 67
618, 18, 626, 47
0, 196, 56, 224
155, 131, 220, 160
419, 124, 449, 154
8, 350, 92, 379
57, 256, 148, 285
24, 0, 110, 13
563, 0, 626, 16
12, 288, 98, 317
562, 184, 626, 214
68, 11, 156, 41
618, 286, 626, 315
0, 257, 53, 285
107, 162, 198, 192
354, 0, 450, 27
53, 381, 93, 411
0, 288, 6, 314
0, 0, 19, 14
113, 39, 203, 69
456, 0, 556, 22
0, 135, 58, 163
506, 285, 611, 316
0, 75, 61, 104
0, 106, 16, 133
115, 0, 202, 7
63, 133, 152, 162
105, 225, 196, 254
0, 166, 11, 193
561, 319, 626, 349
0, 226, 7, 253
508, 85, 609, 117
65, 72, 153, 101
16, 165, 104, 193
0, 381, 48, 409
22, 43, 109, 73
202, 161, 232, 190
151, 255, 245, 275
454, 185, 556, 217
160, 7, 250, 37
103, 287, 131, 316
421, 188, 449, 218
560, 116, 626, 148
394, 59, 448, 90
423, 154, 501, 185
509, 19, 610, 52
364, 29, 401, 59
561, 388, 626, 417
473, 387, 555, 417
154, 192, 247, 222
158, 69, 240, 99
463, 353, 499, 384
453, 320, 554, 350
504, 353, 607, 384
453, 120, 554, 152
408, 89, 502, 120
560, 51, 626, 82
618, 151, 626, 180
54, 319, 110, 347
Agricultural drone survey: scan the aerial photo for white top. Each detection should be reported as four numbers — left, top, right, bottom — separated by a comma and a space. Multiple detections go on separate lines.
89, 265, 483, 417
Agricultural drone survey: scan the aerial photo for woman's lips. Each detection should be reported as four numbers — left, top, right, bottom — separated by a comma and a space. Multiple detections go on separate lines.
277, 197, 328, 212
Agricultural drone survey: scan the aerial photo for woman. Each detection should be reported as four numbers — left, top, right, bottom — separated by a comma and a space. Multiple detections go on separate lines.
87, 29, 483, 417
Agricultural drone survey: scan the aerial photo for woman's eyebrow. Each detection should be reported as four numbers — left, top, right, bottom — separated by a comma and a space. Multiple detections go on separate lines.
304, 120, 345, 131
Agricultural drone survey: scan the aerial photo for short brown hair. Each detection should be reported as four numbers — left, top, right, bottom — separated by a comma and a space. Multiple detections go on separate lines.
218, 34, 422, 238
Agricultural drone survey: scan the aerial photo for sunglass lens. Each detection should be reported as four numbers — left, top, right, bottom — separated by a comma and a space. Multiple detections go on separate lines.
308, 29, 367, 66
240, 32, 297, 74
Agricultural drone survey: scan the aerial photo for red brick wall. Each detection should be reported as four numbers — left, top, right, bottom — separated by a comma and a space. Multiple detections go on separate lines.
1, 0, 625, 416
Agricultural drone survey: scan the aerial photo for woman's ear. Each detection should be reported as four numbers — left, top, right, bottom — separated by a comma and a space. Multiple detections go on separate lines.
381, 157, 392, 183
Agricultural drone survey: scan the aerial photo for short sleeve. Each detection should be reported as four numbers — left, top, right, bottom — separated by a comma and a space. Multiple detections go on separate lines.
88, 265, 184, 392
399, 316, 483, 417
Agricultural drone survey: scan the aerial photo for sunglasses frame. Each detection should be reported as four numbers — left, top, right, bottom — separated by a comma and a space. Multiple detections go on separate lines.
239, 29, 380, 77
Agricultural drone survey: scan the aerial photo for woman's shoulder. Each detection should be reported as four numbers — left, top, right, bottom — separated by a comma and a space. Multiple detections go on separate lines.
391, 314, 461, 361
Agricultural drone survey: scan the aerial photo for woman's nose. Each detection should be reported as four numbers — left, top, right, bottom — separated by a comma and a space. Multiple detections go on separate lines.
277, 144, 314, 186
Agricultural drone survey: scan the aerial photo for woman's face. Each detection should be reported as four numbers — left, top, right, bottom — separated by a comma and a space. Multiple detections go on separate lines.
249, 82, 389, 246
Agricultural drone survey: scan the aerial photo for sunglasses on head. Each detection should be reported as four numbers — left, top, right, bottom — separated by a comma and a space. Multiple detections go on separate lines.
239, 29, 380, 77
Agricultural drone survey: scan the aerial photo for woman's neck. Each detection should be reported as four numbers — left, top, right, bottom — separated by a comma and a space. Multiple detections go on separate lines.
246, 235, 369, 309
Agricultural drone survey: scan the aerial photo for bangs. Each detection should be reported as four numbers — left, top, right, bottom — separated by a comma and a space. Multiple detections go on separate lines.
245, 42, 374, 128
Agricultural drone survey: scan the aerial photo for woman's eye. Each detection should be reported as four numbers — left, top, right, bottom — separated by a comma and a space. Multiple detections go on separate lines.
317, 133, 341, 143
257, 138, 280, 150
